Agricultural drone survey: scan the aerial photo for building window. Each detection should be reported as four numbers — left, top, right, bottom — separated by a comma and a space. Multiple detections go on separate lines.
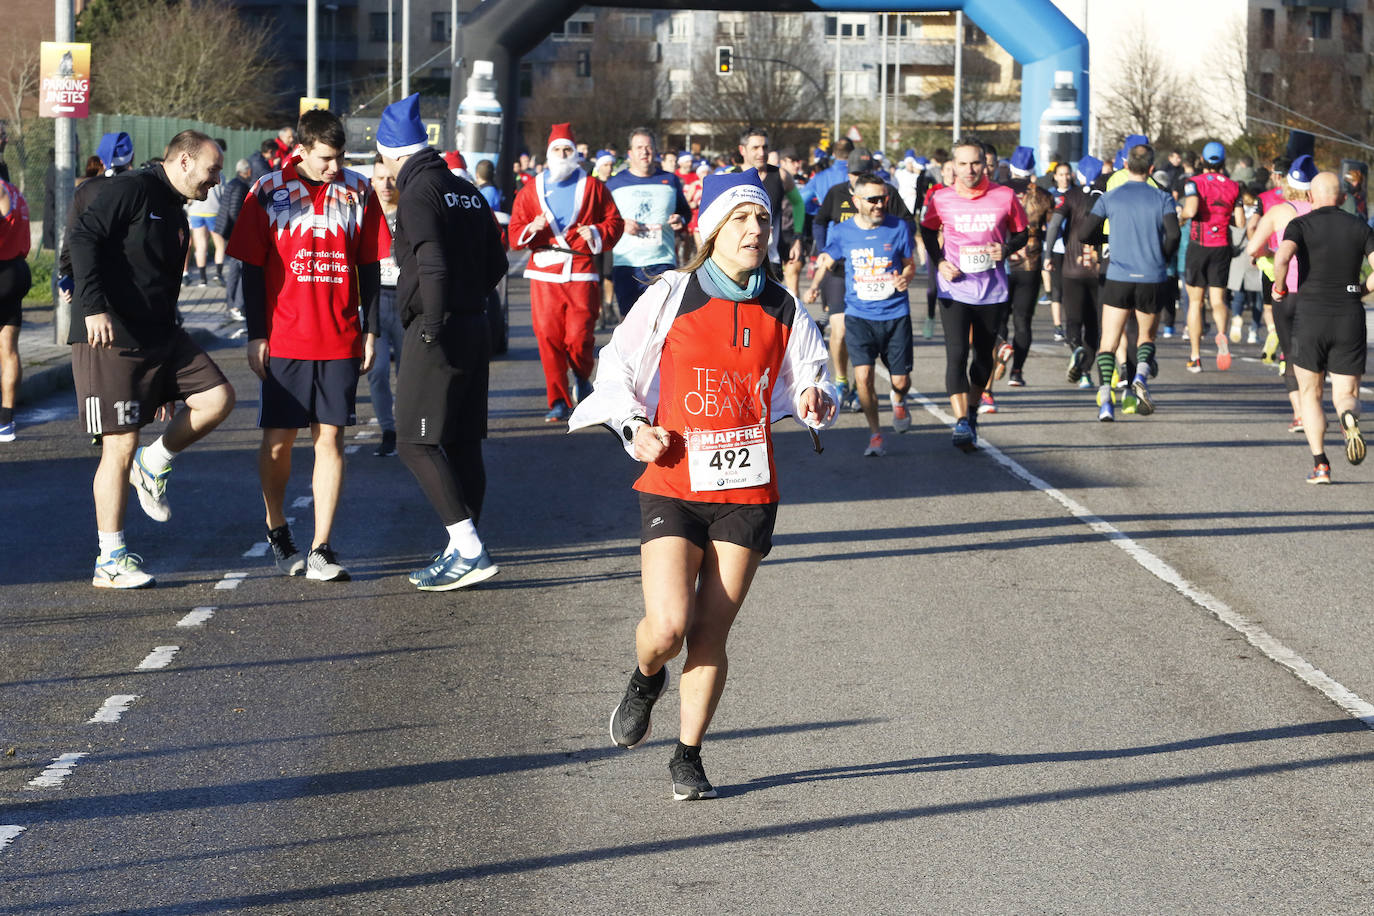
669, 68, 690, 96
1310, 11, 1332, 41
576, 50, 591, 78
620, 13, 653, 39
717, 12, 746, 41
1343, 12, 1363, 53
824, 14, 867, 40
841, 71, 870, 97
1258, 71, 1274, 99
431, 12, 450, 43
554, 14, 594, 40
1348, 74, 1363, 103
774, 16, 802, 40
1260, 9, 1274, 50
669, 12, 691, 42
518, 62, 532, 98
369, 12, 387, 42
964, 24, 987, 45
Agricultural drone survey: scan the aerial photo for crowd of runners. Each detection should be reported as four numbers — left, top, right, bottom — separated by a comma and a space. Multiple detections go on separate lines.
4, 99, 1372, 801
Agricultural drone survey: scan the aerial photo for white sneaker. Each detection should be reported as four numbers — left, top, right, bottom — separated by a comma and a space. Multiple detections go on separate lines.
864, 433, 886, 457
891, 401, 912, 434
129, 447, 171, 522
305, 543, 350, 582
93, 548, 155, 589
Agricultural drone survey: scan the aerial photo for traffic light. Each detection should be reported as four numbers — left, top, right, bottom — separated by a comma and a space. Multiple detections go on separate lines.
716, 45, 733, 75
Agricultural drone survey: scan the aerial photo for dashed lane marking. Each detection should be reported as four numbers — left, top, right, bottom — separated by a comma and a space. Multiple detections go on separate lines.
291, 496, 313, 509
135, 646, 180, 670
0, 826, 25, 850
344, 445, 360, 455
904, 384, 1374, 731
177, 607, 216, 627
214, 572, 249, 590
243, 542, 269, 558
26, 753, 88, 789
88, 695, 140, 723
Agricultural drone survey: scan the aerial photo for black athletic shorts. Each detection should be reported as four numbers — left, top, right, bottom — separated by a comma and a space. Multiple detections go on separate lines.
844, 313, 914, 375
0, 258, 32, 326
1292, 308, 1367, 377
259, 356, 359, 428
73, 330, 228, 435
638, 491, 778, 557
1101, 279, 1168, 315
1184, 244, 1230, 289
395, 312, 490, 444
820, 271, 847, 315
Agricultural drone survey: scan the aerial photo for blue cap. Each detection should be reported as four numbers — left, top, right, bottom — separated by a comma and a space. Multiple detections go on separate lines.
1009, 146, 1036, 176
1124, 134, 1150, 150
1075, 156, 1104, 187
914, 156, 929, 167
1203, 141, 1226, 164
96, 132, 134, 169
1287, 154, 1318, 188
1113, 148, 1127, 171
376, 93, 428, 158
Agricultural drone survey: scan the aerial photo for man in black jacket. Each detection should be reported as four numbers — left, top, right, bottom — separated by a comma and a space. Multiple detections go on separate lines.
68, 129, 235, 589
375, 93, 507, 591
58, 131, 135, 297
215, 157, 252, 320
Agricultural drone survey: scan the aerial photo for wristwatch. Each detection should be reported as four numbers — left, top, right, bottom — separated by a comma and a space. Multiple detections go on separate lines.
420, 329, 438, 344
622, 416, 649, 443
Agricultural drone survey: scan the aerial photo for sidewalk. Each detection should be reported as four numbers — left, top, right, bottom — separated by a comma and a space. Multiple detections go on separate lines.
19, 279, 247, 405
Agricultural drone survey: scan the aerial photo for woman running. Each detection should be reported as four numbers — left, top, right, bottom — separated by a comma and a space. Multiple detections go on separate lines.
570, 169, 836, 800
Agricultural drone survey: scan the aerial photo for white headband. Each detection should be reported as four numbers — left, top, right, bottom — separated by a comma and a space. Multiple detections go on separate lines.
697, 184, 771, 242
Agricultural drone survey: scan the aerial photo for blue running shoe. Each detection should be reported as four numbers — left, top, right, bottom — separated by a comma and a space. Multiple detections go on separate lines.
414, 548, 499, 591
952, 417, 977, 452
1099, 399, 1115, 422
573, 376, 593, 405
545, 400, 570, 423
0, 421, 14, 442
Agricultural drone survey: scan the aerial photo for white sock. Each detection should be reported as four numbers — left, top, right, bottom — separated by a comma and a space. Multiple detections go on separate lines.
445, 519, 483, 559
98, 530, 125, 557
141, 436, 176, 473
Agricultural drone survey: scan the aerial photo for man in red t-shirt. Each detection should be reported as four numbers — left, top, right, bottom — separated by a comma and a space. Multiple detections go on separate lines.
227, 109, 390, 582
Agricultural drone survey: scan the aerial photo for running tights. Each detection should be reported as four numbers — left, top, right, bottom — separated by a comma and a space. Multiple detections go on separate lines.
1271, 294, 1300, 393
1061, 276, 1100, 353
398, 440, 486, 526
1007, 269, 1041, 372
939, 298, 1002, 395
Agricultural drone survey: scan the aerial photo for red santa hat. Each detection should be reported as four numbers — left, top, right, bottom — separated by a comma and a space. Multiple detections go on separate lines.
546, 123, 576, 155
443, 150, 467, 171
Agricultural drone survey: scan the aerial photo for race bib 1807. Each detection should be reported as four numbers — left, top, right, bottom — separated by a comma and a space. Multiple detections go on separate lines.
958, 244, 999, 274
686, 424, 770, 492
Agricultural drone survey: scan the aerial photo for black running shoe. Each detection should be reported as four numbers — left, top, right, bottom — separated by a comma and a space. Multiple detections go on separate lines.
609, 667, 666, 749
267, 524, 305, 577
374, 429, 397, 457
669, 745, 718, 801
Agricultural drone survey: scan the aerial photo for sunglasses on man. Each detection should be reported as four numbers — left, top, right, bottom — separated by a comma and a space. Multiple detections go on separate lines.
857, 194, 887, 204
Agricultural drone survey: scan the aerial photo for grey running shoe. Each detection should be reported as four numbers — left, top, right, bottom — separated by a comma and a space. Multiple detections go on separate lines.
267, 525, 305, 577
669, 745, 718, 801
129, 447, 171, 522
413, 548, 499, 591
305, 543, 350, 582
610, 667, 666, 749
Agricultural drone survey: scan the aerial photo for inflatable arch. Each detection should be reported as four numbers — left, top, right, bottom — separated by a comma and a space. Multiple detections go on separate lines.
448, 1, 1088, 193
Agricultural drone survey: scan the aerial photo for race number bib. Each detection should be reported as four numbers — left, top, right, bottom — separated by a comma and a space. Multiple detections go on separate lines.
854, 267, 896, 301
686, 424, 771, 492
958, 244, 999, 274
379, 255, 399, 287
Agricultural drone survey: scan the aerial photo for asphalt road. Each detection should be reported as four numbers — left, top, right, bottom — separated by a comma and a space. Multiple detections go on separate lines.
2, 283, 1372, 914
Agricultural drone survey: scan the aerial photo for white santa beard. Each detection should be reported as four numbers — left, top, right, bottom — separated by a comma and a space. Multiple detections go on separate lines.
547, 155, 578, 182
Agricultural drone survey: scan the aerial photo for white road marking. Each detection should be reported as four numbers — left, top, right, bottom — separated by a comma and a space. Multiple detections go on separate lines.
0, 826, 25, 850
214, 572, 249, 590
88, 694, 140, 723
906, 385, 1374, 731
27, 753, 88, 789
344, 445, 360, 455
16, 406, 73, 424
136, 646, 180, 670
291, 496, 313, 509
177, 606, 216, 627
243, 542, 270, 558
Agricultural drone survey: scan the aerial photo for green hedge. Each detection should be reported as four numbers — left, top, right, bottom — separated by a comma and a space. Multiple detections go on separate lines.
24, 249, 55, 306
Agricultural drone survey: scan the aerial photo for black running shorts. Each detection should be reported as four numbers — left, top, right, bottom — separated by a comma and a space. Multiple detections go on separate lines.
844, 313, 914, 375
259, 356, 360, 428
395, 312, 490, 444
1101, 279, 1168, 315
638, 492, 778, 557
0, 257, 32, 327
73, 330, 228, 435
1292, 308, 1367, 377
1184, 244, 1230, 289
820, 271, 847, 315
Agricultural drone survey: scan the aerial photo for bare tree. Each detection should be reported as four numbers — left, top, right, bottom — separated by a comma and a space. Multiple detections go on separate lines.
0, 33, 42, 195
1100, 26, 1207, 149
91, 0, 279, 127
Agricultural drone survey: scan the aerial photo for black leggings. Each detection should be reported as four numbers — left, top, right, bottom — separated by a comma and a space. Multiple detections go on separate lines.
1007, 269, 1041, 372
1271, 292, 1300, 393
940, 298, 1002, 395
925, 268, 938, 319
398, 440, 486, 526
1061, 275, 1100, 353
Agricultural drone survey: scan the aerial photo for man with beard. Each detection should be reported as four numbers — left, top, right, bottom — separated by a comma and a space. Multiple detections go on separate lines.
511, 123, 624, 422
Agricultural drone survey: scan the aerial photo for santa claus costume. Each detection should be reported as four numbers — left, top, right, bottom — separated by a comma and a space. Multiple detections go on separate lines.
511, 123, 624, 421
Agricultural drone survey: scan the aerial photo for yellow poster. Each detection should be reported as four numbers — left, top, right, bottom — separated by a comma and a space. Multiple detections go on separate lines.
39, 42, 92, 118
299, 97, 331, 116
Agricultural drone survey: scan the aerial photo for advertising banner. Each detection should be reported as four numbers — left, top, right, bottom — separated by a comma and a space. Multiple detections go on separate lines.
40, 42, 92, 118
